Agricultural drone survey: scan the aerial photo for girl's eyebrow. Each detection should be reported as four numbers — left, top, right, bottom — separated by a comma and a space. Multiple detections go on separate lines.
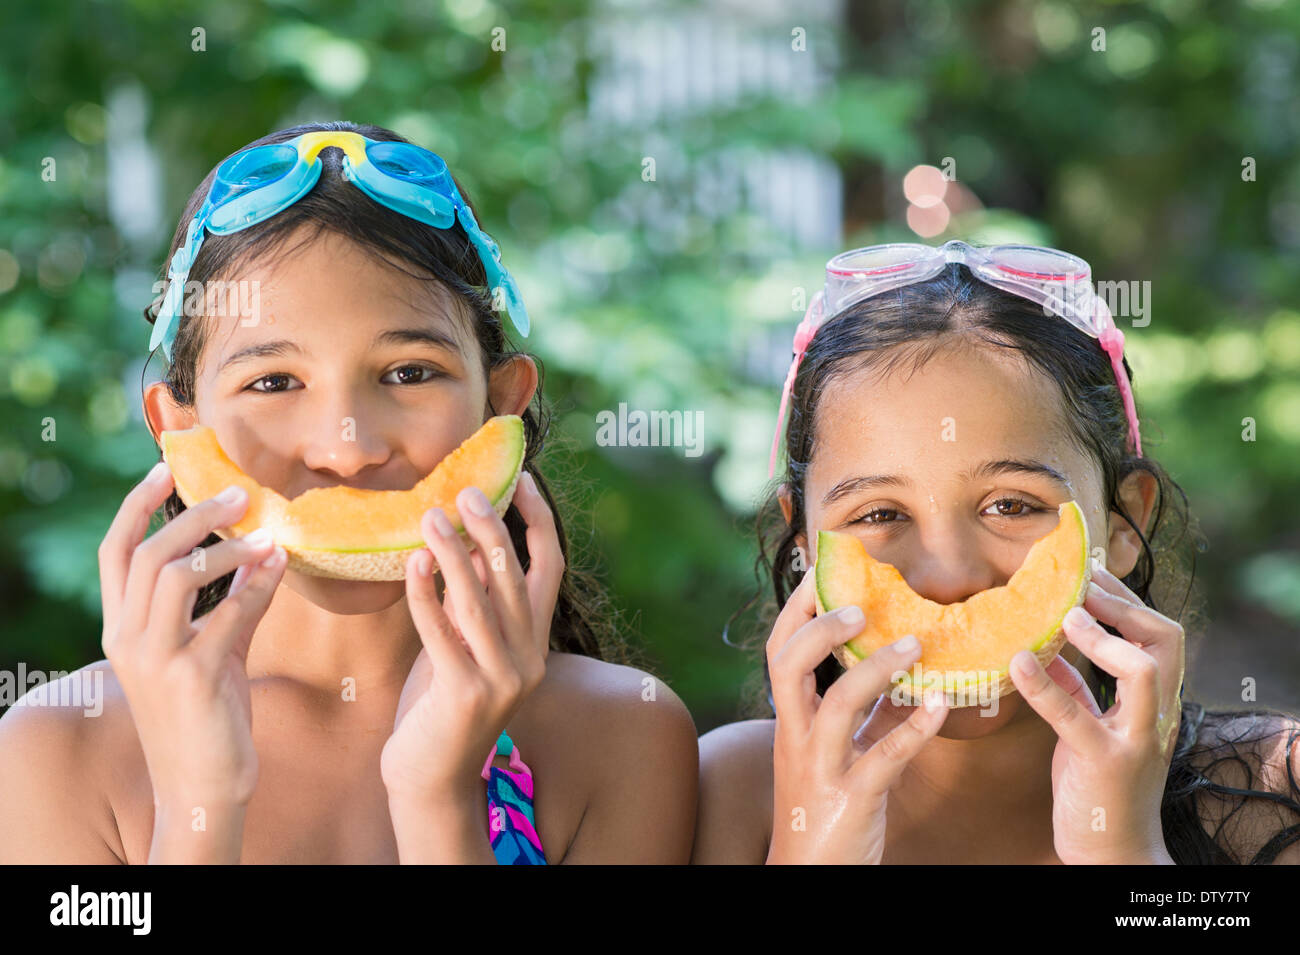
967, 459, 1070, 487
822, 472, 910, 507
821, 459, 1070, 508
371, 327, 460, 352
218, 327, 460, 373
220, 339, 303, 372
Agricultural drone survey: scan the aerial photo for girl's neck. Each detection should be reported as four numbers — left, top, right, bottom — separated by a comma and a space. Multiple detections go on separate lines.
897, 652, 1102, 805
888, 693, 1062, 827
870, 699, 1062, 862
245, 577, 424, 696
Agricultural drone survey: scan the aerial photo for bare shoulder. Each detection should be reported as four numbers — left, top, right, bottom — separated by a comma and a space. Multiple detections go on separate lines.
530, 652, 697, 774
525, 653, 699, 863
535, 651, 696, 733
0, 660, 138, 863
699, 717, 776, 780
1182, 708, 1300, 865
693, 718, 775, 864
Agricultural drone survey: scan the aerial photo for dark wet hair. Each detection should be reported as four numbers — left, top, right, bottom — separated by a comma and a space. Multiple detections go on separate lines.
142, 120, 627, 664
734, 261, 1300, 864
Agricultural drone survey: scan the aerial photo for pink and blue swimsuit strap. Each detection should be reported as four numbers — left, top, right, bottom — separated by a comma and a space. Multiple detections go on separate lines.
482, 731, 546, 865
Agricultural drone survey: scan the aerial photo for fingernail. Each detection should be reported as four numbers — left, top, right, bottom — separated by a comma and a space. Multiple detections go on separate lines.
837, 605, 864, 625
244, 527, 273, 549
260, 545, 285, 568
892, 634, 919, 653
1065, 606, 1093, 629
415, 550, 433, 577
1090, 556, 1106, 575
460, 487, 491, 517
145, 461, 169, 484
430, 508, 457, 538
521, 471, 538, 496
1013, 650, 1036, 675
216, 485, 245, 505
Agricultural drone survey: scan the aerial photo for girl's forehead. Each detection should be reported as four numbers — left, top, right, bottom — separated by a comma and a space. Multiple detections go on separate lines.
199, 231, 481, 368
268, 229, 475, 324
808, 347, 1088, 488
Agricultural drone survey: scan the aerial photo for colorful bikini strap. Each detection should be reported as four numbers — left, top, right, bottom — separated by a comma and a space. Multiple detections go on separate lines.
482, 731, 547, 865
481, 730, 532, 777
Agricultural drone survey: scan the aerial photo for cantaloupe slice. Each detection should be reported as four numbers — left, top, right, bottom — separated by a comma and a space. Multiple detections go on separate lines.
813, 500, 1090, 707
160, 415, 526, 582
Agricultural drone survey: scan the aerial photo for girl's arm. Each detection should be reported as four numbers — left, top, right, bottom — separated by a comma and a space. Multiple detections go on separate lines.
383, 479, 559, 862
90, 463, 286, 864
0, 675, 125, 864
387, 478, 699, 863
0, 663, 254, 864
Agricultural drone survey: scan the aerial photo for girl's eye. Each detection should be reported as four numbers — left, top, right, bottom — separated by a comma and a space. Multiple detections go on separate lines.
849, 507, 904, 525
247, 373, 296, 393
382, 365, 440, 385
983, 497, 1039, 517
245, 366, 442, 393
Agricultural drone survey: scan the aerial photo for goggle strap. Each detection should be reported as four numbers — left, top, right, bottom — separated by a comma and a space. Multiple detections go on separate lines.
1098, 323, 1142, 457
767, 357, 799, 480
768, 293, 823, 478
456, 204, 530, 338
151, 223, 209, 360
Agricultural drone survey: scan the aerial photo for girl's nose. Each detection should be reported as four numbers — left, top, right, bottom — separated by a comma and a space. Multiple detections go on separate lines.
299, 412, 393, 482
898, 522, 1001, 606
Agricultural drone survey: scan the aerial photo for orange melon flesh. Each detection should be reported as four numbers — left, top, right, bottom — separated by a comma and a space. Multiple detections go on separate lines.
159, 415, 526, 582
814, 500, 1090, 707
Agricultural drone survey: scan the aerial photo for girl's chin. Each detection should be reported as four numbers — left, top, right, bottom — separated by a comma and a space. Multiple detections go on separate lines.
886, 690, 1026, 740
281, 568, 409, 614
937, 696, 1024, 738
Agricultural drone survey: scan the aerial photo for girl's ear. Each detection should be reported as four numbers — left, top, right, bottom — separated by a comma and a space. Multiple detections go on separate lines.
777, 482, 808, 558
142, 381, 196, 449
487, 354, 538, 418
1106, 469, 1159, 578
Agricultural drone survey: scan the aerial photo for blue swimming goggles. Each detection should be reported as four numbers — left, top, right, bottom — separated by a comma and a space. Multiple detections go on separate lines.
149, 130, 530, 360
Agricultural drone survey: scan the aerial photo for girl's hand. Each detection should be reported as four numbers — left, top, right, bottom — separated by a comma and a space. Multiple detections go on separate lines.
766, 570, 949, 865
381, 473, 562, 805
99, 462, 286, 810
1009, 559, 1185, 865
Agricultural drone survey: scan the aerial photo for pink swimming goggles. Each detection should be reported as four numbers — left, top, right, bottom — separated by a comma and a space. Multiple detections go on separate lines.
768, 239, 1142, 478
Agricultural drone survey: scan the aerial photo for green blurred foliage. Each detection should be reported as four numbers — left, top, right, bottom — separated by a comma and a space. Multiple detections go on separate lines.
1, 0, 1297, 730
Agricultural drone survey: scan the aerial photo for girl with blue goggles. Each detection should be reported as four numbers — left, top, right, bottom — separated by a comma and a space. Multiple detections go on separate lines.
149, 130, 530, 360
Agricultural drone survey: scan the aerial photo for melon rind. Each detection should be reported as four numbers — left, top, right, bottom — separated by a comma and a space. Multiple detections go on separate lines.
813, 500, 1091, 708
281, 465, 522, 581
160, 416, 527, 582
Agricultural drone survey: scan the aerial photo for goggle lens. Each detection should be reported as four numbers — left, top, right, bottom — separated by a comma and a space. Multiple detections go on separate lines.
828, 244, 930, 275
211, 144, 298, 205
988, 245, 1089, 283
825, 244, 937, 312
367, 142, 451, 189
